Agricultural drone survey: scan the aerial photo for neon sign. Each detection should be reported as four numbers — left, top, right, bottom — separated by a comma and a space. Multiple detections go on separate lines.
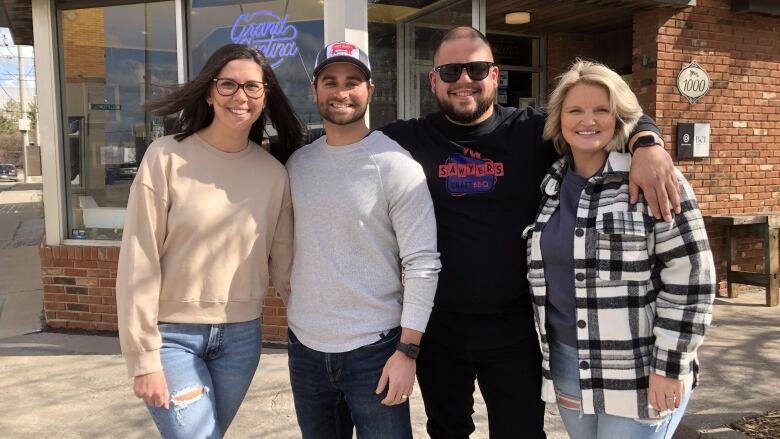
231, 10, 299, 69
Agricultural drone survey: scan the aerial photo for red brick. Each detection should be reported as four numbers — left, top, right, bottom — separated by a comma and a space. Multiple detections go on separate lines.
56, 311, 81, 320
78, 295, 103, 304
90, 287, 114, 296
52, 259, 75, 268
97, 261, 117, 269
42, 268, 64, 276
74, 260, 99, 269
86, 269, 111, 278
42, 285, 65, 294
263, 316, 287, 326
65, 268, 87, 277
89, 304, 116, 314
75, 278, 99, 287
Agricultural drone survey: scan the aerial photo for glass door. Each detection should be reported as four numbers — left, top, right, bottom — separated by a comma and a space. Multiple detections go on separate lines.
399, 0, 472, 119
486, 32, 544, 108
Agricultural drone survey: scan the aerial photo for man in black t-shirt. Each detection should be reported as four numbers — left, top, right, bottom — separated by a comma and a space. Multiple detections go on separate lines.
380, 27, 680, 439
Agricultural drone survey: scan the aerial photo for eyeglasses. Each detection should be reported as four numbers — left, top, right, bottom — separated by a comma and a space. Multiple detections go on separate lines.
213, 78, 268, 99
433, 62, 496, 83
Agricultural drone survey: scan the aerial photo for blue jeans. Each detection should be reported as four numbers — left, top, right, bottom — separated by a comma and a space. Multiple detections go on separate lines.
288, 327, 413, 439
549, 339, 689, 439
146, 320, 261, 439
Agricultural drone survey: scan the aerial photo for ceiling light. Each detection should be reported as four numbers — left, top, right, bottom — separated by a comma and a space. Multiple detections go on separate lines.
505, 12, 531, 25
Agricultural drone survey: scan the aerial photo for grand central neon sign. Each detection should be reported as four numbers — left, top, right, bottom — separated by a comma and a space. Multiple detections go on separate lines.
230, 10, 299, 68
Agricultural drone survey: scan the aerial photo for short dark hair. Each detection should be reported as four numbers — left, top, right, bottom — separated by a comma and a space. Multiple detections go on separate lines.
433, 26, 493, 65
144, 44, 303, 159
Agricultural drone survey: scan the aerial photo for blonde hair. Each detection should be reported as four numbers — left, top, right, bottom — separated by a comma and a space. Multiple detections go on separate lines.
543, 60, 643, 156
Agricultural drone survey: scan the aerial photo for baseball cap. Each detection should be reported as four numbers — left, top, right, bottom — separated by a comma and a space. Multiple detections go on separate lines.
312, 41, 372, 81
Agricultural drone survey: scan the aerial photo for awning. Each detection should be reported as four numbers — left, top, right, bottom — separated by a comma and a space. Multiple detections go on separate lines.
0, 0, 33, 46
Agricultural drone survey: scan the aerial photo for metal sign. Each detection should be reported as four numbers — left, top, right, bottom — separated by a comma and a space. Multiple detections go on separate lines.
677, 122, 711, 159
677, 61, 710, 104
90, 103, 121, 111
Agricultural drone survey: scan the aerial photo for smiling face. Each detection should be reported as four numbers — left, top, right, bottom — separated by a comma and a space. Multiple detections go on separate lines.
313, 62, 374, 126
206, 59, 266, 136
429, 37, 498, 125
561, 82, 617, 158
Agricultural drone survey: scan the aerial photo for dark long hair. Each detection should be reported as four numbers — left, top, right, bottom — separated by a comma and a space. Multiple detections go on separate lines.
144, 44, 303, 161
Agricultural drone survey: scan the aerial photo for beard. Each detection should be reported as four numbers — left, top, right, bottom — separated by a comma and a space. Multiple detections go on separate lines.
319, 100, 369, 126
436, 86, 495, 125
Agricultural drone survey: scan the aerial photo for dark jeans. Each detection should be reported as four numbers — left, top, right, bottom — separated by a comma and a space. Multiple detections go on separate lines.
416, 335, 546, 439
288, 327, 412, 439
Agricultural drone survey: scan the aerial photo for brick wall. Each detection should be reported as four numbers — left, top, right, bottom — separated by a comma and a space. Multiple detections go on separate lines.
40, 245, 118, 331
40, 244, 289, 342
547, 32, 598, 90
632, 0, 780, 292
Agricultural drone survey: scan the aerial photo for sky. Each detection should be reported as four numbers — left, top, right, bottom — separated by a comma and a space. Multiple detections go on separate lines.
0, 27, 36, 109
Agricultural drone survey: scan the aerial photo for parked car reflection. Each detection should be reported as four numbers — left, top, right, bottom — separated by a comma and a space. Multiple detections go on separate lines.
0, 164, 18, 182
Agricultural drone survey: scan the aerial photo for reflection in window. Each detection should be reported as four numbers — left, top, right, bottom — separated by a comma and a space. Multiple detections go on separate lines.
369, 0, 471, 121
188, 0, 324, 129
60, 2, 177, 240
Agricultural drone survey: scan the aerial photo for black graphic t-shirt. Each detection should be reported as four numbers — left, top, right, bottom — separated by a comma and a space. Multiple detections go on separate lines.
380, 105, 659, 349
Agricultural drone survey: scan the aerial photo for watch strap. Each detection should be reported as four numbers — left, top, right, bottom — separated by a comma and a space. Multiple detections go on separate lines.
630, 134, 661, 155
395, 341, 420, 359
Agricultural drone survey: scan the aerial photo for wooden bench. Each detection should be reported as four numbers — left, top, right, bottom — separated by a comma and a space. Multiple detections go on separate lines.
704, 214, 779, 307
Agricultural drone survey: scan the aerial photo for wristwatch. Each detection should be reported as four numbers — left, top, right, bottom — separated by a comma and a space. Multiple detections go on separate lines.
396, 341, 421, 360
630, 134, 662, 155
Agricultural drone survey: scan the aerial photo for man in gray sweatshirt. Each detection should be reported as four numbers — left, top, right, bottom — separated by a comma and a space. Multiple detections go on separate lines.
285, 41, 441, 438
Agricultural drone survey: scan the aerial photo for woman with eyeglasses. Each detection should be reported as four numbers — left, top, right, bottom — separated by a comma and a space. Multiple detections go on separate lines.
116, 43, 302, 438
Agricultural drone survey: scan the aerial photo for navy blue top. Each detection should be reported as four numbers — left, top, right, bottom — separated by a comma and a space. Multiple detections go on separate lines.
540, 167, 588, 347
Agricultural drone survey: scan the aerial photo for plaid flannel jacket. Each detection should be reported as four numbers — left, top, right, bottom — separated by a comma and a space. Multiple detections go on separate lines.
523, 152, 715, 419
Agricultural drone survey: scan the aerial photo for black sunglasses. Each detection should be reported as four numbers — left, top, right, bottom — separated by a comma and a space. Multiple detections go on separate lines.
434, 62, 495, 83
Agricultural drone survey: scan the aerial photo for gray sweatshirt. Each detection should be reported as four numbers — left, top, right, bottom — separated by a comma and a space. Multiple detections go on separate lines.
286, 130, 440, 353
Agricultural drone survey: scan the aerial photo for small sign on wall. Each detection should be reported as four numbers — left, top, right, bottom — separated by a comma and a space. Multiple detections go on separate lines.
677, 123, 710, 159
677, 61, 710, 104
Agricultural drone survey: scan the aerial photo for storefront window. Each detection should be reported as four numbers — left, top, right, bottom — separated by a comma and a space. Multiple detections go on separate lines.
189, 0, 324, 127
369, 0, 471, 122
486, 5, 544, 108
486, 33, 542, 108
60, 2, 178, 241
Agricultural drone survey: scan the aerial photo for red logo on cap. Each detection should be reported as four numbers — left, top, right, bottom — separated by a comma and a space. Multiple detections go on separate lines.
329, 42, 358, 57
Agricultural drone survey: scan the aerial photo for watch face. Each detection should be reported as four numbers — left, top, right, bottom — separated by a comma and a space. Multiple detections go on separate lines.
637, 135, 658, 147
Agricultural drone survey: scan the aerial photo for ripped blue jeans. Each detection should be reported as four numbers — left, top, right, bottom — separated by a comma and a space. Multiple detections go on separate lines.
146, 320, 261, 439
549, 339, 690, 439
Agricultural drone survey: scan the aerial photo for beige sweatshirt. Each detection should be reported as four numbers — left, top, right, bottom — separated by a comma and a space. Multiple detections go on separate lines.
116, 133, 293, 377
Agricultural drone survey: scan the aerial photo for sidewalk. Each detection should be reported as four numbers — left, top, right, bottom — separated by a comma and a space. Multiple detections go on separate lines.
1, 288, 777, 438
0, 183, 44, 340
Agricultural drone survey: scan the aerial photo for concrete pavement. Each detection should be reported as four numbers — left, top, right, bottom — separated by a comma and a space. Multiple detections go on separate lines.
0, 182, 44, 340
1, 290, 778, 438
0, 331, 570, 439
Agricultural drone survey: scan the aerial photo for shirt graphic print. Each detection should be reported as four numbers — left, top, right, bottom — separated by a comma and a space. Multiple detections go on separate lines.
437, 147, 504, 196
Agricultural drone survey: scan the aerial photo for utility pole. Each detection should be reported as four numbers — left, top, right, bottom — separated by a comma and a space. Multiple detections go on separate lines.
18, 45, 30, 183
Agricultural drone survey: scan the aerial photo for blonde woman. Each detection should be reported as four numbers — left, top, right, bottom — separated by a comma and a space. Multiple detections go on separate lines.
523, 60, 715, 438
